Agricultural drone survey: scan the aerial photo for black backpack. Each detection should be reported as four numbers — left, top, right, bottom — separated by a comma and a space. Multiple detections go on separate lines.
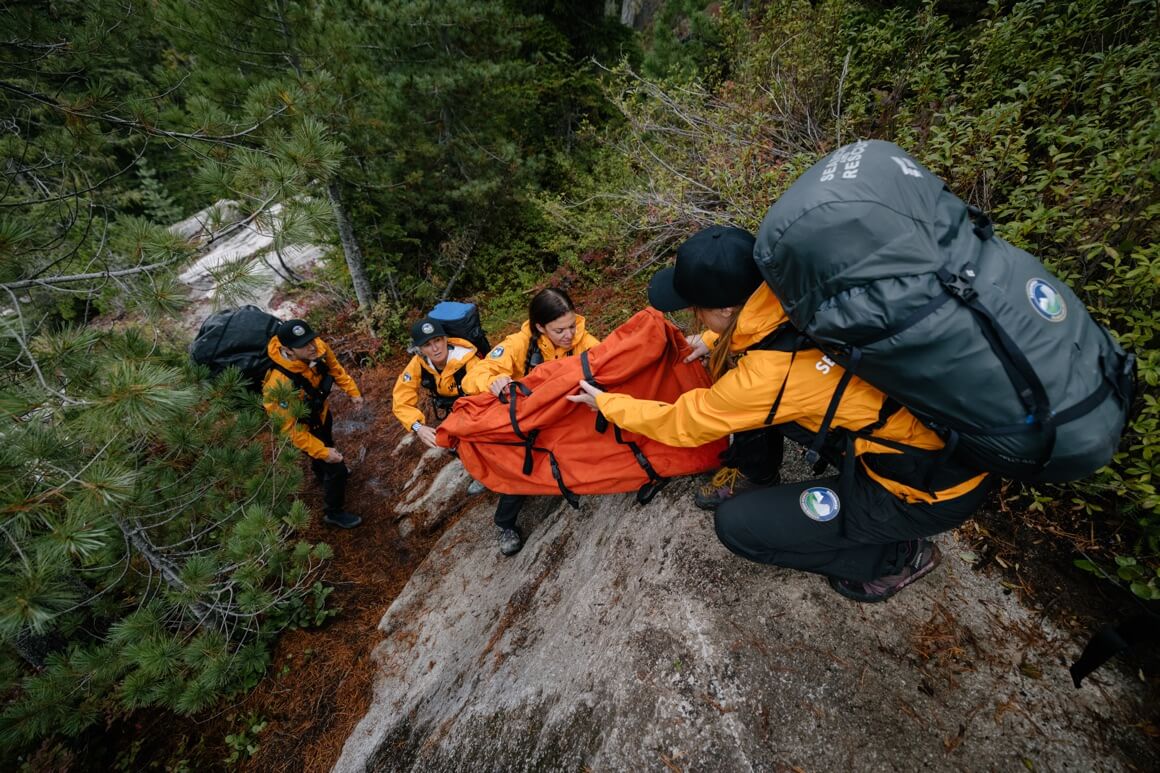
190, 305, 280, 388
190, 305, 332, 421
754, 140, 1135, 483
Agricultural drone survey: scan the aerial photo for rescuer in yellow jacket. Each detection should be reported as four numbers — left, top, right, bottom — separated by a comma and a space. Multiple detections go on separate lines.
569, 226, 991, 603
462, 297, 600, 397
463, 287, 601, 557
392, 316, 487, 497
392, 317, 480, 448
263, 319, 364, 529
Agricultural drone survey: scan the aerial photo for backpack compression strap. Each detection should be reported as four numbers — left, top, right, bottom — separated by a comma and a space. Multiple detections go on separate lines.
936, 263, 1056, 470
847, 258, 1057, 474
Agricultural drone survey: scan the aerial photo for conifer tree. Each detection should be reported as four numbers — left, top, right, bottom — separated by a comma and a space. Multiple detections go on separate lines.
153, 0, 376, 308
0, 321, 332, 751
1, 4, 336, 755
155, 0, 627, 305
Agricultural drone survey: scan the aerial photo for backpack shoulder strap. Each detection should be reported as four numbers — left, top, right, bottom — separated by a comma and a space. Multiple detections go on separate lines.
421, 361, 470, 421
751, 324, 815, 353
419, 359, 469, 397
452, 362, 467, 395
267, 361, 320, 399
419, 366, 437, 397
524, 336, 543, 374
756, 325, 811, 426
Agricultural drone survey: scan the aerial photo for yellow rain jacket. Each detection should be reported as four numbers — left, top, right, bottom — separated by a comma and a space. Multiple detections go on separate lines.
262, 336, 361, 460
392, 337, 479, 429
596, 286, 988, 504
462, 316, 600, 394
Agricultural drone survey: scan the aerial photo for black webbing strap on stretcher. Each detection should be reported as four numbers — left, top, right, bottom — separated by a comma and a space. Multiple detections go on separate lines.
580, 351, 668, 505
499, 380, 580, 508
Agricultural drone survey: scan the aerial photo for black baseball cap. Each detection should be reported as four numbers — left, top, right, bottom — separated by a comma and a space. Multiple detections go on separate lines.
648, 225, 761, 312
410, 317, 446, 347
277, 319, 318, 349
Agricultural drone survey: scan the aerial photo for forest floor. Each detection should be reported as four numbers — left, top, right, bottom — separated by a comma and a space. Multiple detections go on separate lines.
55, 283, 1159, 772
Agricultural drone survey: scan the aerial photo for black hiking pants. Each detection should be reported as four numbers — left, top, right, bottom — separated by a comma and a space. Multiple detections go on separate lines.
714, 462, 992, 582
494, 494, 525, 530
308, 412, 349, 515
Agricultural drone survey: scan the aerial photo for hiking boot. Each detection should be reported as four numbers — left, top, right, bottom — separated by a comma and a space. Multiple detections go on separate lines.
497, 526, 522, 556
694, 467, 774, 510
829, 540, 942, 603
322, 510, 363, 529
467, 478, 487, 496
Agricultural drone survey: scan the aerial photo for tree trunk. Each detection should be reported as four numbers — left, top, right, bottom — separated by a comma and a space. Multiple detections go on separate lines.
327, 180, 374, 311
620, 0, 638, 27
272, 0, 373, 312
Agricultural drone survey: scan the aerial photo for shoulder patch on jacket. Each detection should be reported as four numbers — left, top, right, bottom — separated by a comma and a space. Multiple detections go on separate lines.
489, 346, 504, 359
402, 372, 412, 382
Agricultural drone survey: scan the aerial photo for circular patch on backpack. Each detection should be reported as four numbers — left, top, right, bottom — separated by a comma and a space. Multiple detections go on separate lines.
489, 346, 505, 359
799, 487, 840, 522
1026, 278, 1067, 323
421, 322, 434, 335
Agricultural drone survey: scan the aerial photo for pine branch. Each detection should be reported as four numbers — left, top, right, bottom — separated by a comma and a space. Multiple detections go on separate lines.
0, 286, 83, 404
0, 256, 187, 292
0, 140, 150, 209
0, 80, 289, 148
118, 518, 224, 630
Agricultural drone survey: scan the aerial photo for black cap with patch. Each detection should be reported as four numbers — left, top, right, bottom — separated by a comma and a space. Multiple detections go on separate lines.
410, 317, 446, 348
648, 225, 760, 312
277, 319, 318, 349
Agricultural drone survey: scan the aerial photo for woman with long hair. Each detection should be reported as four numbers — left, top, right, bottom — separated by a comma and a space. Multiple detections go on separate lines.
464, 287, 600, 555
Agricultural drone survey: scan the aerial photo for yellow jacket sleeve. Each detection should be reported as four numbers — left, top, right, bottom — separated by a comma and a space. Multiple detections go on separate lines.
595, 354, 778, 447
462, 331, 531, 394
392, 356, 426, 429
262, 371, 330, 460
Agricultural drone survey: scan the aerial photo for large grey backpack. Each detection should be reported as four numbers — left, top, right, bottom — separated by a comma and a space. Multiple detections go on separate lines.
754, 140, 1135, 483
